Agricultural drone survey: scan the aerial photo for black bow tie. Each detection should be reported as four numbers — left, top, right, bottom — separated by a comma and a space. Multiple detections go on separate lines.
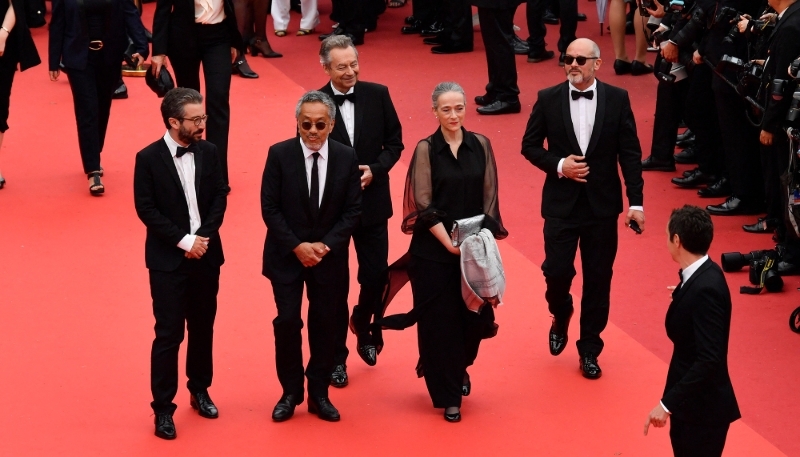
176, 143, 198, 158
333, 92, 356, 105
571, 90, 594, 101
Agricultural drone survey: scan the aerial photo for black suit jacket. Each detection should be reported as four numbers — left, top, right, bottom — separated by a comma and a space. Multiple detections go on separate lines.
761, 1, 800, 134
470, 0, 524, 8
48, 0, 149, 71
319, 81, 403, 226
152, 0, 243, 57
662, 259, 741, 425
134, 138, 228, 272
521, 80, 644, 219
261, 138, 362, 284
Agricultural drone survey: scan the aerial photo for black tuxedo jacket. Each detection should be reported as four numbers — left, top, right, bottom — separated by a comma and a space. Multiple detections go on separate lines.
761, 1, 800, 134
134, 138, 228, 272
470, 0, 524, 8
319, 81, 403, 226
48, 0, 149, 71
662, 259, 741, 425
261, 138, 362, 284
521, 80, 644, 219
152, 0, 243, 57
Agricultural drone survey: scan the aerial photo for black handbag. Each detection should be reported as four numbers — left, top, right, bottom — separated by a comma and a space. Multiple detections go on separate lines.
145, 66, 175, 98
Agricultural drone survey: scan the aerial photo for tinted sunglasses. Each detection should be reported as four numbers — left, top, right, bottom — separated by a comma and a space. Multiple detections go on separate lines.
301, 121, 327, 131
563, 55, 599, 66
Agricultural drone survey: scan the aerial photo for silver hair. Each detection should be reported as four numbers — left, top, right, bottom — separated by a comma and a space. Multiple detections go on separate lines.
431, 81, 466, 109
161, 87, 203, 129
591, 41, 601, 58
295, 90, 337, 120
319, 35, 359, 66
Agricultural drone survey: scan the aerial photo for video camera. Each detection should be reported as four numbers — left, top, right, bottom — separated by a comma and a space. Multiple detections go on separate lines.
717, 55, 764, 97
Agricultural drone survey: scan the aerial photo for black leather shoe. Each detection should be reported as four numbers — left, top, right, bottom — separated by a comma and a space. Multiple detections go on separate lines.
706, 196, 764, 216
698, 177, 732, 198
549, 311, 572, 356
112, 82, 128, 99
401, 20, 425, 34
558, 52, 566, 66
422, 36, 443, 45
613, 59, 632, 75
476, 100, 521, 115
444, 409, 462, 422
671, 169, 715, 188
154, 414, 176, 440
330, 364, 348, 388
511, 34, 529, 55
543, 9, 559, 24
579, 354, 602, 379
743, 217, 776, 233
232, 59, 258, 78
190, 391, 219, 418
272, 394, 302, 422
431, 43, 473, 54
777, 260, 800, 275
674, 146, 697, 164
641, 156, 676, 171
682, 168, 696, 177
462, 372, 471, 396
308, 396, 340, 421
631, 60, 654, 75
404, 15, 415, 25
356, 344, 378, 366
474, 93, 496, 106
420, 21, 444, 37
576, 12, 587, 21
675, 129, 695, 147
527, 49, 555, 63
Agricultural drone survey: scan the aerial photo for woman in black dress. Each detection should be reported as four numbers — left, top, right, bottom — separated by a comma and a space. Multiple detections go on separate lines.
0, 0, 40, 189
403, 81, 506, 422
49, 0, 148, 195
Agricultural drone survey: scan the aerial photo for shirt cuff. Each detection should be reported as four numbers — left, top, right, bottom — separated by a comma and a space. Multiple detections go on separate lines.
557, 158, 565, 178
177, 234, 196, 252
660, 401, 671, 414
630, 206, 644, 212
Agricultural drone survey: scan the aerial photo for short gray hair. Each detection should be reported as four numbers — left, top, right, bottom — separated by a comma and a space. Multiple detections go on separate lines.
295, 90, 337, 120
161, 88, 203, 129
319, 35, 359, 66
432, 82, 466, 109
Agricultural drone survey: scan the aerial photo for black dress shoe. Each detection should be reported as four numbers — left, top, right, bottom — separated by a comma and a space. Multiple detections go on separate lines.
444, 409, 462, 422
356, 343, 378, 366
272, 394, 302, 422
698, 177, 732, 198
777, 260, 800, 275
511, 34, 529, 55
423, 36, 443, 45
743, 217, 776, 233
549, 312, 572, 356
613, 59, 632, 75
558, 52, 566, 66
706, 196, 764, 216
579, 354, 602, 379
112, 82, 128, 99
476, 100, 521, 115
154, 414, 176, 440
631, 60, 654, 75
431, 43, 473, 54
420, 21, 444, 37
462, 371, 471, 396
674, 146, 697, 164
682, 167, 697, 177
401, 20, 425, 34
576, 12, 587, 21
671, 169, 715, 188
675, 128, 694, 146
232, 59, 258, 78
330, 364, 348, 388
474, 93, 496, 106
641, 156, 676, 171
190, 391, 219, 418
543, 9, 559, 24
527, 49, 555, 63
404, 15, 415, 25
308, 396, 340, 421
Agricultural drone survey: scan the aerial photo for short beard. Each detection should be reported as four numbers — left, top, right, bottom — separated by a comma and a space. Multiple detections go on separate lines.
178, 124, 202, 144
567, 73, 585, 85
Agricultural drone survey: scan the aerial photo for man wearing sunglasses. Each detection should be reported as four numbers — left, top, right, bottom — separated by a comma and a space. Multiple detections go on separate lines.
261, 91, 362, 422
522, 38, 645, 380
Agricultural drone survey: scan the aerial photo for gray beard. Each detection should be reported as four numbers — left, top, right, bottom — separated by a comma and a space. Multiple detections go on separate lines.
567, 73, 585, 85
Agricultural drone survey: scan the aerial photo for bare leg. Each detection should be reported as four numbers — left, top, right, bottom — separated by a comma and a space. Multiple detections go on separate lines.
609, 0, 628, 62
633, 8, 648, 63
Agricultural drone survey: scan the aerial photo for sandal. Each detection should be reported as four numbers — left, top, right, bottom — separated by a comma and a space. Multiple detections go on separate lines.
88, 171, 104, 196
296, 28, 314, 36
387, 0, 406, 7
274, 30, 287, 37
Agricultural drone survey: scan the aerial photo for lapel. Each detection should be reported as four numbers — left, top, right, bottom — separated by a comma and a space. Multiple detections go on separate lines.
158, 139, 184, 191
585, 80, 606, 157
352, 81, 364, 147
193, 143, 204, 196
319, 141, 338, 215
560, 82, 583, 156
293, 139, 313, 220
768, 3, 800, 47
322, 82, 354, 147
666, 259, 713, 323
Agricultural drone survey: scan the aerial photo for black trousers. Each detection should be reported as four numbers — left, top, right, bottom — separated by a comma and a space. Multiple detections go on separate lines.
149, 259, 220, 415
271, 269, 348, 398
477, 6, 520, 103
412, 0, 444, 26
439, 0, 473, 47
650, 66, 689, 162
669, 418, 730, 457
65, 51, 120, 174
684, 64, 724, 176
761, 137, 791, 239
0, 53, 18, 132
170, 23, 232, 185
409, 255, 489, 408
333, 222, 389, 365
527, 0, 576, 53
330, 0, 367, 40
542, 192, 617, 356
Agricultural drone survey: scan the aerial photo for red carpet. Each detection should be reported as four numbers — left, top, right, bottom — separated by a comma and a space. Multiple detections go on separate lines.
0, 2, 797, 455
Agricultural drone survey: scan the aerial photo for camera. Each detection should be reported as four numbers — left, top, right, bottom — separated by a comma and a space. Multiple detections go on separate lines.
639, 0, 657, 17
790, 56, 800, 79
717, 55, 765, 97
747, 252, 784, 292
655, 55, 692, 83
721, 249, 772, 271
787, 89, 800, 124
670, 6, 706, 48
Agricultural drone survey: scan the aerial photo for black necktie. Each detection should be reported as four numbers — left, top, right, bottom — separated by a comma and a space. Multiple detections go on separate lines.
675, 269, 684, 292
571, 90, 594, 101
310, 152, 320, 219
333, 92, 356, 105
176, 143, 198, 158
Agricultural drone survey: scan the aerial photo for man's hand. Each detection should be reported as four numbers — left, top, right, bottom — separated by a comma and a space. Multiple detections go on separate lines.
131, 53, 145, 68
737, 15, 751, 33
661, 41, 678, 63
644, 0, 665, 18
625, 209, 645, 233
185, 251, 201, 259
49, 70, 60, 81
310, 242, 330, 259
760, 130, 774, 146
644, 403, 670, 436
359, 165, 373, 189
151, 54, 166, 76
231, 47, 238, 63
189, 236, 210, 258
562, 155, 589, 182
692, 50, 703, 65
293, 242, 323, 267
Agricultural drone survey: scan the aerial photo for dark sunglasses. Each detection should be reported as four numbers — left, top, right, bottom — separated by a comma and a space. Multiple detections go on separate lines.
564, 55, 599, 66
300, 121, 328, 131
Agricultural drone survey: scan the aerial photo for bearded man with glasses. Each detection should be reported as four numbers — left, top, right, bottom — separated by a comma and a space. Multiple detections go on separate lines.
521, 38, 645, 380
261, 90, 362, 422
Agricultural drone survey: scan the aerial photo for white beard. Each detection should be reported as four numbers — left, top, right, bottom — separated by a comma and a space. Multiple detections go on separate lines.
567, 73, 585, 85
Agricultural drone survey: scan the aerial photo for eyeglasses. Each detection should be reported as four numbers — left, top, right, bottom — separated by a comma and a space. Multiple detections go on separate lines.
179, 115, 208, 127
563, 55, 599, 66
300, 121, 328, 131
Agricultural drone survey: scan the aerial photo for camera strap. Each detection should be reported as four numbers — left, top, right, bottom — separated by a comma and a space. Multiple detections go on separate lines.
740, 257, 775, 294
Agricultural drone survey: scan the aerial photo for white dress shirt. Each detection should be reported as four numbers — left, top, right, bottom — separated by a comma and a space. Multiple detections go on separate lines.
195, 0, 225, 24
163, 132, 202, 252
301, 139, 329, 207
331, 82, 355, 146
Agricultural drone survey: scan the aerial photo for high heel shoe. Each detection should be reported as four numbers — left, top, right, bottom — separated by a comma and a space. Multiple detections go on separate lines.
613, 59, 632, 75
296, 28, 314, 36
232, 57, 259, 78
88, 171, 104, 196
250, 37, 283, 58
631, 60, 654, 75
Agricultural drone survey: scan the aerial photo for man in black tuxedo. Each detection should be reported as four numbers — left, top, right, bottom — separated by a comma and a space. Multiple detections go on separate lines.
151, 0, 243, 191
317, 35, 403, 388
644, 205, 740, 457
134, 88, 228, 440
262, 91, 361, 422
521, 38, 645, 379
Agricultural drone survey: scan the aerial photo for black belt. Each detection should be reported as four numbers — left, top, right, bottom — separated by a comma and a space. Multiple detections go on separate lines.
88, 40, 104, 51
